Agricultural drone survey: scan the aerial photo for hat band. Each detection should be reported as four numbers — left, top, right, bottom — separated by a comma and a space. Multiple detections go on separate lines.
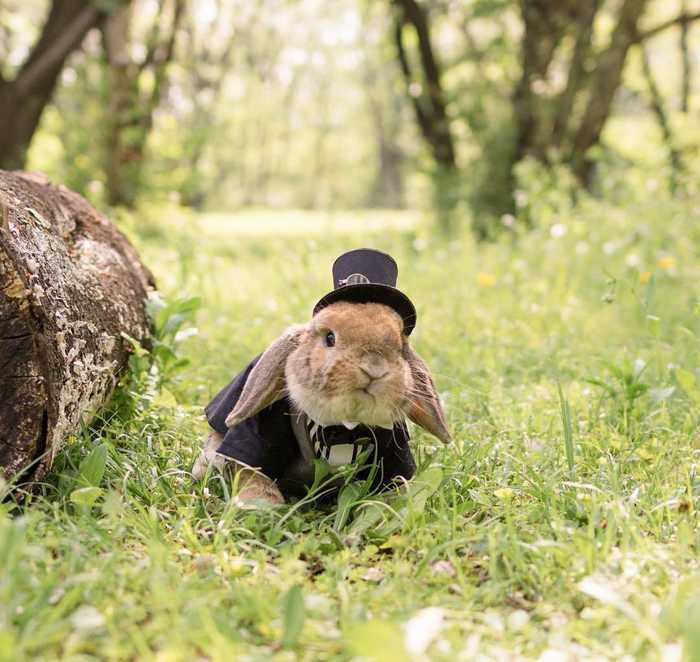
338, 273, 370, 286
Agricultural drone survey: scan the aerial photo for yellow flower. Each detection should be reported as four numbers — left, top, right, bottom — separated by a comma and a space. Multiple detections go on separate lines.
639, 271, 652, 284
658, 255, 677, 271
477, 272, 497, 288
636, 447, 654, 461
494, 488, 514, 499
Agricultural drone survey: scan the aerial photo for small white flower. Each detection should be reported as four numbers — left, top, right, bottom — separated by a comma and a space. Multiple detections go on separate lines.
71, 606, 106, 631
508, 609, 530, 630
538, 648, 570, 662
409, 82, 423, 97
361, 567, 384, 582
550, 223, 567, 238
413, 238, 429, 252
404, 607, 446, 655
661, 643, 682, 662
532, 78, 549, 94
515, 190, 529, 208
482, 611, 504, 634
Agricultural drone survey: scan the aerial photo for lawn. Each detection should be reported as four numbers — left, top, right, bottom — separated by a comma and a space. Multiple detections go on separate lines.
2, 194, 700, 661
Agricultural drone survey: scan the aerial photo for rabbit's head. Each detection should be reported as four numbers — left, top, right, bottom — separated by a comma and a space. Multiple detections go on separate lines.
224, 301, 450, 442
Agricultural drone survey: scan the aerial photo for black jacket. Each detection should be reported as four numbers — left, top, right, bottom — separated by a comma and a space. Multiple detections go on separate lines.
205, 356, 416, 496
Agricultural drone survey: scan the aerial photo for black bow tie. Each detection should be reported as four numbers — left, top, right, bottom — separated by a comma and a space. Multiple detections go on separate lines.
314, 424, 376, 447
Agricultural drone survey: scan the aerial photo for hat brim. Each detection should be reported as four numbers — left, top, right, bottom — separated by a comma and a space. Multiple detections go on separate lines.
313, 283, 417, 335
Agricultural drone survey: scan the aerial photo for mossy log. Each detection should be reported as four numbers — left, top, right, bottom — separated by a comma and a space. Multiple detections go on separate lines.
0, 171, 154, 486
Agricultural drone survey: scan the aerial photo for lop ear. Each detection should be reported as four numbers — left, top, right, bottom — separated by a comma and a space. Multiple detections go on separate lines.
225, 324, 307, 427
404, 344, 451, 443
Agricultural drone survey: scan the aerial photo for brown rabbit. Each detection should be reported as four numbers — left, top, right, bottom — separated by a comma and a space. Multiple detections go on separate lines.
193, 249, 450, 506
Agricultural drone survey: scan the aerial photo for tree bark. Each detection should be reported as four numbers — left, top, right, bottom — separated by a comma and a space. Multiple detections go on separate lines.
0, 171, 154, 486
0, 1, 102, 170
571, 0, 649, 185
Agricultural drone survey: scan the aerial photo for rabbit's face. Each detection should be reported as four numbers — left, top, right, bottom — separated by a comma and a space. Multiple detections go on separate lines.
286, 302, 413, 428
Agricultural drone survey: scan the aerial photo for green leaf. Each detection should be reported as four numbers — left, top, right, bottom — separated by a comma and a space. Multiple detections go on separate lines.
348, 500, 388, 538
334, 483, 362, 531
155, 297, 201, 338
145, 293, 167, 321
281, 585, 305, 649
78, 444, 108, 487
557, 381, 575, 475
347, 467, 443, 540
70, 487, 103, 508
403, 465, 443, 512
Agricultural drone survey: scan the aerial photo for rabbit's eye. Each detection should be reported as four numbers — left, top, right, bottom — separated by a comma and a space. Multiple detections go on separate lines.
324, 331, 336, 347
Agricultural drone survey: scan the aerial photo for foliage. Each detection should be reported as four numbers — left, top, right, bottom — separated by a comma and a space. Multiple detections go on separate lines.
2, 180, 700, 657
4, 0, 696, 228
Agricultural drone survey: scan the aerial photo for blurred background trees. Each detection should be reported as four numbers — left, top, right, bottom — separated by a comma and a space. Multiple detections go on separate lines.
0, 0, 101, 170
1, 0, 699, 237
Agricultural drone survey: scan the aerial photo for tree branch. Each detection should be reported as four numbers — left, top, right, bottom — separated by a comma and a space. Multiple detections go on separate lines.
635, 10, 700, 42
640, 45, 683, 193
680, 0, 691, 112
391, 0, 456, 168
162, 0, 185, 66
141, 0, 166, 71
148, 0, 185, 111
16, 4, 101, 97
551, 0, 600, 149
393, 16, 433, 147
142, 0, 184, 72
572, 0, 649, 184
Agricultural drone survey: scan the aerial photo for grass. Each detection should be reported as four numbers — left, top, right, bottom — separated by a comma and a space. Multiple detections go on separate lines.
2, 189, 700, 661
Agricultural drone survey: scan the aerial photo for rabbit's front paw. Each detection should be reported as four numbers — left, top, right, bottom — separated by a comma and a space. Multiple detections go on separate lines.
192, 431, 225, 480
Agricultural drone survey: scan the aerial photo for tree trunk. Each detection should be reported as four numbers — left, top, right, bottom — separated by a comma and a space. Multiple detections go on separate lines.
392, 0, 456, 170
0, 171, 154, 486
0, 1, 102, 170
512, 1, 567, 165
101, 0, 185, 207
101, 4, 145, 208
551, 0, 600, 150
571, 0, 649, 185
392, 0, 459, 232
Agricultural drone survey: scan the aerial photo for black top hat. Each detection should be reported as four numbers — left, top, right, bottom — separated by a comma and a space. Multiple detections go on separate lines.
313, 248, 417, 335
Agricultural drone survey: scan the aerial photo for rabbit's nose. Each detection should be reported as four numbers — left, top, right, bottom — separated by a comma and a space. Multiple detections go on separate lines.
360, 354, 389, 381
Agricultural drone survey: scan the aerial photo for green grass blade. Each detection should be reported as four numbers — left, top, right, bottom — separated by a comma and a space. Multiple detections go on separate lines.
557, 381, 575, 476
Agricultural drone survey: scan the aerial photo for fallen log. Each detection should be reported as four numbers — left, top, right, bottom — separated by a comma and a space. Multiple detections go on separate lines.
0, 171, 154, 486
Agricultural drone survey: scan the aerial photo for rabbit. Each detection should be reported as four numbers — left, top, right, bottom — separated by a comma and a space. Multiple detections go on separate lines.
192, 248, 450, 507
192, 301, 450, 506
